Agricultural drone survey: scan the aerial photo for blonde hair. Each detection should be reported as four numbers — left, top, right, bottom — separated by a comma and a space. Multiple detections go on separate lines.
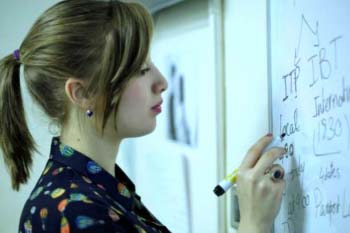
0, 0, 153, 190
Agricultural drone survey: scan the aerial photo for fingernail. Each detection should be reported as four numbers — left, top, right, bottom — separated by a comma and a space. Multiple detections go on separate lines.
266, 133, 273, 137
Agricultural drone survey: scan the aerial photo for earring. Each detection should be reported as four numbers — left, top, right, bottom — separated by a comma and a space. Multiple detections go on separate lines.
86, 109, 93, 117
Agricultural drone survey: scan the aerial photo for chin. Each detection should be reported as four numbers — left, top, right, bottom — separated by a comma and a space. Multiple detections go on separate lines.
125, 124, 156, 138
140, 125, 156, 136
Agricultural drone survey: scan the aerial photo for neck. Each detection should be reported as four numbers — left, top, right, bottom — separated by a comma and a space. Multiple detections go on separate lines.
59, 125, 121, 177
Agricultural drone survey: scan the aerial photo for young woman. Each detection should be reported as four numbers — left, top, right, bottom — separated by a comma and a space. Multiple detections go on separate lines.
0, 0, 286, 232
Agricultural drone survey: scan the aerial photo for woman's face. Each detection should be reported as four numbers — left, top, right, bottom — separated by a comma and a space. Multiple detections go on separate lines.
112, 60, 168, 138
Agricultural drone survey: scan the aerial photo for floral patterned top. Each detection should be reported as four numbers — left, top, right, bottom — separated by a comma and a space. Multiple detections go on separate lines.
18, 136, 171, 233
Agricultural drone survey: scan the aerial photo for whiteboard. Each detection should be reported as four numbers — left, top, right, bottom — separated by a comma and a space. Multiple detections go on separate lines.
269, 0, 350, 232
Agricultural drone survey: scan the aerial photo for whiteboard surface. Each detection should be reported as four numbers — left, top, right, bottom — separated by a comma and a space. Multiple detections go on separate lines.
269, 0, 350, 232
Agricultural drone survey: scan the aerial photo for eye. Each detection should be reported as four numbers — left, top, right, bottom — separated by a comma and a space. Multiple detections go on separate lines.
140, 67, 151, 76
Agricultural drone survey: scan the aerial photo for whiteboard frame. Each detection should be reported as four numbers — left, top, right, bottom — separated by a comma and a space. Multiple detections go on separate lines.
266, 0, 273, 136
209, 0, 227, 232
266, 0, 275, 232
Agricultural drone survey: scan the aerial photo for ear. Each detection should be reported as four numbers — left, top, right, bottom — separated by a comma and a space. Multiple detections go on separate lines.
65, 78, 92, 109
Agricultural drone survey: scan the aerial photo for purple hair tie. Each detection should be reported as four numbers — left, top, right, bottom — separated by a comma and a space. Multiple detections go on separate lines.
13, 49, 20, 62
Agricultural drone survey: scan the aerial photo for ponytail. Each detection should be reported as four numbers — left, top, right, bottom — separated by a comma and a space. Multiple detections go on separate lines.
0, 51, 38, 191
0, 0, 154, 191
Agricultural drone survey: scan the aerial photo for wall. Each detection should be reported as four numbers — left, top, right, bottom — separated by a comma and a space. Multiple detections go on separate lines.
0, 2, 60, 233
223, 0, 269, 232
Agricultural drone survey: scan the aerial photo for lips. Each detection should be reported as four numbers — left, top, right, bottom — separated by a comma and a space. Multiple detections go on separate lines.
152, 100, 163, 114
152, 100, 163, 110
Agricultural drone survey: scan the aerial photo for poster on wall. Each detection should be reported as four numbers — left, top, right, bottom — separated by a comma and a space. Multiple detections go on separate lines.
165, 55, 199, 147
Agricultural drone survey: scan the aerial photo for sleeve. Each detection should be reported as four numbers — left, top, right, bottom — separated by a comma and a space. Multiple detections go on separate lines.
62, 200, 131, 233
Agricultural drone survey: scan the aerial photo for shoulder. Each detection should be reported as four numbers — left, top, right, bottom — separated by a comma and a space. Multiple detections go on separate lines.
58, 197, 130, 232
19, 181, 131, 232
19, 162, 156, 232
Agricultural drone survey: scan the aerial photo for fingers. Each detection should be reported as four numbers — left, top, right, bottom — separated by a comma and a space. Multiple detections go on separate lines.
239, 134, 273, 170
254, 147, 286, 175
236, 136, 287, 229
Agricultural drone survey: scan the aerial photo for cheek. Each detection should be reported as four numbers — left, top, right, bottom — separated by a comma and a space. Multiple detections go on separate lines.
114, 81, 155, 136
116, 100, 156, 137
120, 82, 147, 111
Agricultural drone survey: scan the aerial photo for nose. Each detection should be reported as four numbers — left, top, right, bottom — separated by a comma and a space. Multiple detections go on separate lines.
152, 65, 168, 94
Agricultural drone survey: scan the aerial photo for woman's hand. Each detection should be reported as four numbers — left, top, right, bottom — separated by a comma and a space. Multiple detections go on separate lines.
237, 134, 286, 233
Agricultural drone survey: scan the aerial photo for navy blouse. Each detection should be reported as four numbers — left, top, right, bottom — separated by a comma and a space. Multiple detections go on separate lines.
18, 136, 170, 233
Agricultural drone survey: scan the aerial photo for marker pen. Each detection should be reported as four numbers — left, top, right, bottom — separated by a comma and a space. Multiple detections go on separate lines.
213, 133, 286, 197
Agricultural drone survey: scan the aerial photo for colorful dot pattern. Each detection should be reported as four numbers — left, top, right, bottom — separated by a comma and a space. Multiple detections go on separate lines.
18, 136, 170, 233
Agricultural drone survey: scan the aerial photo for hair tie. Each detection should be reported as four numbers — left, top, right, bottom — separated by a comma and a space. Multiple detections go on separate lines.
13, 49, 20, 62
